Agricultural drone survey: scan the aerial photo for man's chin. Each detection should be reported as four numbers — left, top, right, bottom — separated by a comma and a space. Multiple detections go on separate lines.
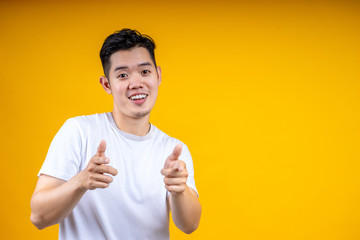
131, 110, 151, 119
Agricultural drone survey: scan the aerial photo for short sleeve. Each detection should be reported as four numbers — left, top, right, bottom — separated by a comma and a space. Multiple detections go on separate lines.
179, 143, 199, 196
38, 118, 83, 181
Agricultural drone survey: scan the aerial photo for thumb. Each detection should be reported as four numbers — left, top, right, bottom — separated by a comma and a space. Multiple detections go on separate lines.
164, 144, 182, 169
167, 144, 182, 161
96, 140, 107, 157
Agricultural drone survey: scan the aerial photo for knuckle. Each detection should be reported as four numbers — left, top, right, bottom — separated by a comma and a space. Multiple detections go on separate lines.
90, 157, 98, 164
95, 157, 102, 164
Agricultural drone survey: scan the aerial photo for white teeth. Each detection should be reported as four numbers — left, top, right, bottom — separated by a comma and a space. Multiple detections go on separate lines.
130, 94, 147, 100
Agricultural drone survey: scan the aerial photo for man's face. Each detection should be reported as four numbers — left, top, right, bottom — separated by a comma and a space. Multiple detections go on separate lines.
104, 47, 161, 120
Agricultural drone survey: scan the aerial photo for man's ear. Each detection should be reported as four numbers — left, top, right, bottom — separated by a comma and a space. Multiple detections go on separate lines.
157, 66, 162, 86
100, 76, 112, 94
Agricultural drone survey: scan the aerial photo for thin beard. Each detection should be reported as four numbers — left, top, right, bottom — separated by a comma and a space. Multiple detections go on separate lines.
133, 110, 150, 118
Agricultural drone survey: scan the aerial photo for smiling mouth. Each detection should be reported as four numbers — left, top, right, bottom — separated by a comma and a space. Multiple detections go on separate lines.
129, 94, 148, 100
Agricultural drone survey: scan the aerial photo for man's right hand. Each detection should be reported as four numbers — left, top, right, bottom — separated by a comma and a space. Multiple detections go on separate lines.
79, 140, 118, 190
30, 140, 118, 229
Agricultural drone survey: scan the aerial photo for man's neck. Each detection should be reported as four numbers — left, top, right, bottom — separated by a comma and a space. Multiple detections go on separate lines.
111, 111, 151, 136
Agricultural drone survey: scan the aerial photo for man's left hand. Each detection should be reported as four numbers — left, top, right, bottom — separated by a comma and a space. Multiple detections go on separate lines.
161, 144, 188, 195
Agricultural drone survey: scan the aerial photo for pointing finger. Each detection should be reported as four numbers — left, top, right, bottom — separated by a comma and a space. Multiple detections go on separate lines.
172, 160, 186, 172
161, 167, 188, 177
96, 164, 118, 176
92, 157, 110, 165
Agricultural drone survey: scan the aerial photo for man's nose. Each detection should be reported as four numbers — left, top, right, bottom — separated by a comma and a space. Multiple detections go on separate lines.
129, 74, 143, 89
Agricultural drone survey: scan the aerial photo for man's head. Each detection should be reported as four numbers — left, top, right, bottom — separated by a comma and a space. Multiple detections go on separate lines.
100, 28, 157, 79
99, 29, 162, 124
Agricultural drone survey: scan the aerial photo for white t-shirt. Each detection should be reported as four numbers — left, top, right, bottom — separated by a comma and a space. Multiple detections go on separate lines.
39, 112, 197, 240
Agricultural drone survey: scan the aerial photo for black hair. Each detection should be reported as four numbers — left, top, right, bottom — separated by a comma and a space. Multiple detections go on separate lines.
100, 28, 157, 79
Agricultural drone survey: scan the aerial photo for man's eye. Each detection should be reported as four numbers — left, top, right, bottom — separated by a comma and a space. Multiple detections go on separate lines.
118, 73, 128, 78
142, 70, 150, 75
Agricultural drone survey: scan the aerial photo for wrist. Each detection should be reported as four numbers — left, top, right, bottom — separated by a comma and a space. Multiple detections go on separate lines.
73, 171, 88, 192
170, 185, 189, 198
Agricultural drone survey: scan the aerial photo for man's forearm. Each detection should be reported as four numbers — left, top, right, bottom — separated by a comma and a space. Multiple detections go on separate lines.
31, 141, 117, 230
170, 185, 201, 234
30, 174, 87, 229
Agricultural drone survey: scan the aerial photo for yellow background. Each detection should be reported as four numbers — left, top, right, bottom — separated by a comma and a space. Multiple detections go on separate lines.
1, 0, 360, 239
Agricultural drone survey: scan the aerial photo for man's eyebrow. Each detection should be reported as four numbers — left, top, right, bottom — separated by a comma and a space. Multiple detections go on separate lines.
114, 66, 128, 72
138, 62, 152, 67
113, 62, 153, 72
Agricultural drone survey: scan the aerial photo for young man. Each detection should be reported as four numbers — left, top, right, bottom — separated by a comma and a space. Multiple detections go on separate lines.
30, 29, 201, 239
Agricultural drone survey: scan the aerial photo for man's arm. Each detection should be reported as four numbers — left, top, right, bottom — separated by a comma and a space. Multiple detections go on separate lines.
161, 145, 202, 234
30, 140, 117, 229
30, 174, 86, 229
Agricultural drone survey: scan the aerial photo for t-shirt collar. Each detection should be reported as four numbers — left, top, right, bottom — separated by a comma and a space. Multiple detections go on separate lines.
105, 112, 154, 141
